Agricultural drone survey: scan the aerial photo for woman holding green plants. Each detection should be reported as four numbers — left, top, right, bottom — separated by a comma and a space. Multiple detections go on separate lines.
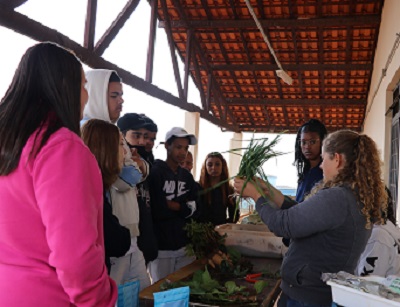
233, 130, 387, 307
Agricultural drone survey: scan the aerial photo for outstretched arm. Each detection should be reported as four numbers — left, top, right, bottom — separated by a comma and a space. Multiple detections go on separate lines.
233, 177, 285, 207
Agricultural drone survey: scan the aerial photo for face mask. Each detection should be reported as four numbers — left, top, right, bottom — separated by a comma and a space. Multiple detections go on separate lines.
126, 142, 155, 165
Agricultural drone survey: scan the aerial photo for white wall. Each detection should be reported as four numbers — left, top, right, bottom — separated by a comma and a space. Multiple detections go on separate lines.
363, 0, 400, 183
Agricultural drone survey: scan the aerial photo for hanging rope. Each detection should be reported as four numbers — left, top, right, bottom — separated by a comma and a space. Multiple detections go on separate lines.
243, 0, 293, 85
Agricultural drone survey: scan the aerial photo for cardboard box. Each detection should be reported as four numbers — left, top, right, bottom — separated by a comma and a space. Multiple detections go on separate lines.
215, 224, 285, 258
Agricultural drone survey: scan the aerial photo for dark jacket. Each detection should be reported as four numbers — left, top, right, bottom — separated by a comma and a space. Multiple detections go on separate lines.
148, 160, 198, 251
198, 186, 240, 226
137, 179, 158, 264
103, 193, 131, 274
256, 186, 371, 305
295, 165, 323, 202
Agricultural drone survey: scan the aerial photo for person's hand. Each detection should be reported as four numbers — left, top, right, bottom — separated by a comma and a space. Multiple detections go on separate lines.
254, 177, 271, 195
233, 177, 262, 201
130, 148, 145, 171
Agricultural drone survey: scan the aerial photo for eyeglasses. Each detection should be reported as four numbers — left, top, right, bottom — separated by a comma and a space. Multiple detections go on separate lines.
299, 139, 319, 147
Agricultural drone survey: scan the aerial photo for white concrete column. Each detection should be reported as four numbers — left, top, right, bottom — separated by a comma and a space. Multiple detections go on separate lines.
184, 111, 200, 178
229, 132, 243, 177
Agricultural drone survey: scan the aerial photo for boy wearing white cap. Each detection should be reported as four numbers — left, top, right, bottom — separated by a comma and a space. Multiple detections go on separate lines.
147, 127, 198, 283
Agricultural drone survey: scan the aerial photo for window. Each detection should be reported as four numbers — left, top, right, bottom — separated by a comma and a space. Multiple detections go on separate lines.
389, 84, 400, 214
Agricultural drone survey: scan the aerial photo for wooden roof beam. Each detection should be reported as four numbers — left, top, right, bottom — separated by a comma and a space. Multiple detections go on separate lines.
83, 0, 97, 51
145, 0, 158, 83
160, 0, 184, 99
228, 98, 366, 106
94, 0, 139, 56
205, 63, 372, 71
168, 0, 238, 127
238, 124, 362, 133
0, 7, 237, 132
159, 15, 380, 29
0, 0, 27, 9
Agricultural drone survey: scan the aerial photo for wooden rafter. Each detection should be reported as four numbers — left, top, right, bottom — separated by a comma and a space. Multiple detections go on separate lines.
204, 63, 373, 71
228, 98, 366, 106
159, 15, 380, 29
160, 0, 184, 99
94, 0, 140, 56
183, 29, 192, 100
0, 7, 237, 131
145, 0, 158, 83
169, 0, 238, 126
83, 0, 97, 51
1, 0, 383, 134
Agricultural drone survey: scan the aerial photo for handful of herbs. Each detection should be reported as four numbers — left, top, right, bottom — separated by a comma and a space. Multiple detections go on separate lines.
231, 134, 284, 205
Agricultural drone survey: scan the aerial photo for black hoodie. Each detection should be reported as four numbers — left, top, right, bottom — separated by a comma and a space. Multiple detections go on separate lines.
148, 159, 198, 251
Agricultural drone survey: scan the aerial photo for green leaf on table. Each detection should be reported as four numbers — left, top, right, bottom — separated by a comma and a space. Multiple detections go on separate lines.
225, 281, 237, 294
254, 280, 268, 294
201, 267, 220, 291
193, 270, 203, 284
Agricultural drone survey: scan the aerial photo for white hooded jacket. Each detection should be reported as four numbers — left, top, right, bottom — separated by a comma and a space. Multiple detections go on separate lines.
83, 69, 147, 238
356, 220, 400, 277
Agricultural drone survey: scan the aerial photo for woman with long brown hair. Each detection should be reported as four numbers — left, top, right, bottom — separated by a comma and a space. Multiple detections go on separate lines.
81, 119, 131, 274
234, 130, 387, 307
199, 152, 239, 225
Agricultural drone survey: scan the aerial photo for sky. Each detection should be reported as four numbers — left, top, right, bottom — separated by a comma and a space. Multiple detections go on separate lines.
0, 0, 299, 188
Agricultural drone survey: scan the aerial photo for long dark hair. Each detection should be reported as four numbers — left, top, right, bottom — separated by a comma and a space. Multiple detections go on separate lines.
81, 119, 121, 190
0, 42, 82, 175
199, 152, 233, 206
294, 119, 328, 182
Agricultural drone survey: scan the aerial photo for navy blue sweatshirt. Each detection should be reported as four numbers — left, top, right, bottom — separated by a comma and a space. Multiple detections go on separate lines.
148, 160, 198, 251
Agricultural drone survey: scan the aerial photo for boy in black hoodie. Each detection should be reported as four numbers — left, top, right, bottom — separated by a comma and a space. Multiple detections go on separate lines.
147, 127, 198, 283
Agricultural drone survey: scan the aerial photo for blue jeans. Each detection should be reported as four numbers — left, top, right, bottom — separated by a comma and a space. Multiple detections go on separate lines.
278, 293, 332, 307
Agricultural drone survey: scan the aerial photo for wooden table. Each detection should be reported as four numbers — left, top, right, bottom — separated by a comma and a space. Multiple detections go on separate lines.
139, 257, 282, 306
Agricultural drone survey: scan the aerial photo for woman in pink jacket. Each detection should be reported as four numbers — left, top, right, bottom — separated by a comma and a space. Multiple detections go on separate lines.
0, 43, 117, 306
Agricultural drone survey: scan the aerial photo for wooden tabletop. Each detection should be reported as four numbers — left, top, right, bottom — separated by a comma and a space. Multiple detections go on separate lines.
139, 257, 282, 306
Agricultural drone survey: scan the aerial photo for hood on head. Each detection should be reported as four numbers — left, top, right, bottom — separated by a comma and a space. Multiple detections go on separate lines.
84, 69, 117, 123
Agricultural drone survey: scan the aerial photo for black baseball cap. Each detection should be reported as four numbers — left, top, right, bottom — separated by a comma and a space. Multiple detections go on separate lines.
117, 113, 158, 133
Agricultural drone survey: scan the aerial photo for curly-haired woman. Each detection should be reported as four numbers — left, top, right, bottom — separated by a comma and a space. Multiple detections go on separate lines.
234, 130, 387, 307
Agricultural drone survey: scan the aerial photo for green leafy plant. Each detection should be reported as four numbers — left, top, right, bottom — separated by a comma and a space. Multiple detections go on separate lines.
199, 134, 285, 217
184, 221, 226, 259
160, 267, 257, 305
233, 134, 284, 199
254, 280, 268, 294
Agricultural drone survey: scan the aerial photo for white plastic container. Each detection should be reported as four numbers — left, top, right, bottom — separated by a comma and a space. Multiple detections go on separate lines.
215, 223, 285, 258
327, 277, 400, 307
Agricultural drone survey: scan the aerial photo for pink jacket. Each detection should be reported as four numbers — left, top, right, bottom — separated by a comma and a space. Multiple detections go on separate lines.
0, 127, 117, 306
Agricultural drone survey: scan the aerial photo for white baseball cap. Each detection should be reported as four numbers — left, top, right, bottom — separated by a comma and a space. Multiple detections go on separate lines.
165, 127, 197, 145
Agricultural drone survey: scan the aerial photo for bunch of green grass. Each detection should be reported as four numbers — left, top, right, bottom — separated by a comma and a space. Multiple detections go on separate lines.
200, 134, 285, 211
232, 134, 284, 199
